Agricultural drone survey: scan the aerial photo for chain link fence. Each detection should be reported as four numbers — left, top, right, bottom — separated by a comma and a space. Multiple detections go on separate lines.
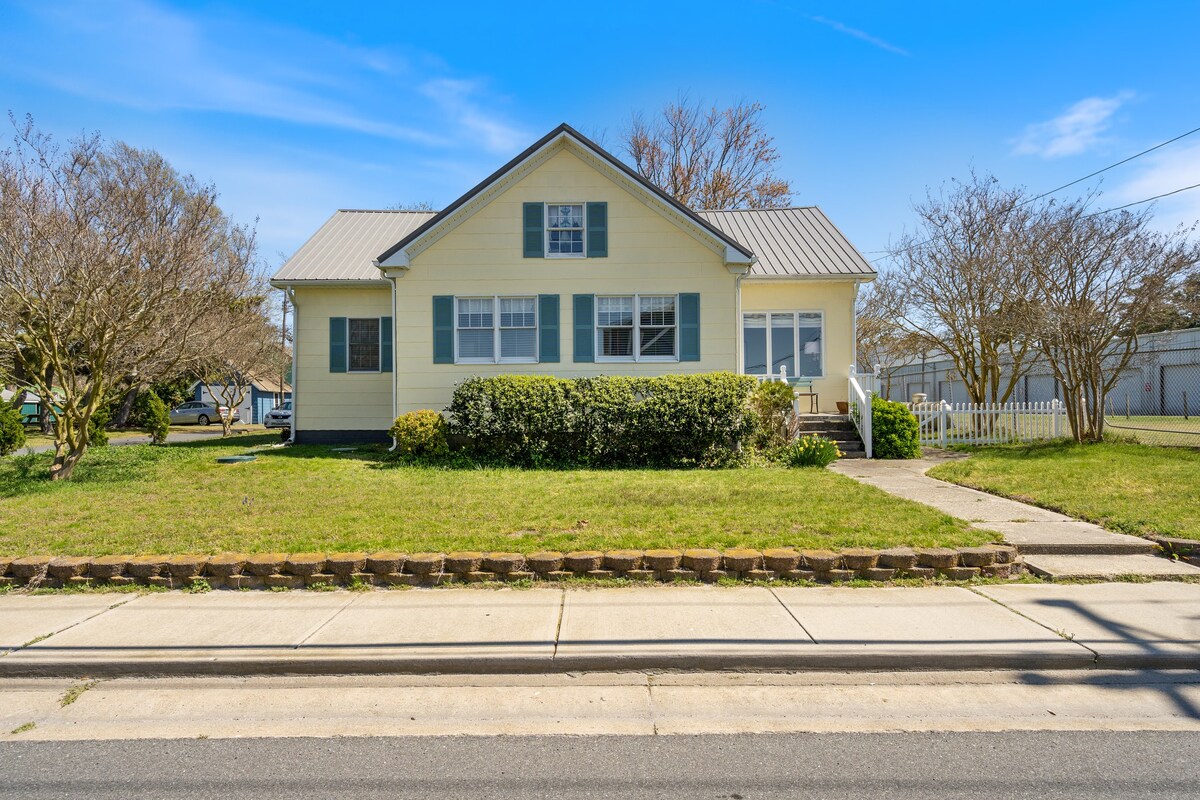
875, 328, 1200, 448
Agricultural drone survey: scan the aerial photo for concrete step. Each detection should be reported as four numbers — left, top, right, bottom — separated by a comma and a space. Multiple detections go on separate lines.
1022, 553, 1200, 580
838, 451, 867, 459
794, 420, 856, 433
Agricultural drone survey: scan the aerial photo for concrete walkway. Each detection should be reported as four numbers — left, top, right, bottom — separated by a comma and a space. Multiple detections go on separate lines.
1, 583, 1198, 677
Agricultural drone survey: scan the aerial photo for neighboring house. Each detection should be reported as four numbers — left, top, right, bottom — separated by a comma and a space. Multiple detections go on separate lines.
270, 123, 876, 444
192, 376, 292, 425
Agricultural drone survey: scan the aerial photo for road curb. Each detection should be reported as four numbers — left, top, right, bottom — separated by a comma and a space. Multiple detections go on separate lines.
4, 649, 1193, 679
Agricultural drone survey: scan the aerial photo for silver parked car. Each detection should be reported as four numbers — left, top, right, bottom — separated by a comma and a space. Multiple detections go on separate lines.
263, 400, 292, 430
169, 401, 239, 426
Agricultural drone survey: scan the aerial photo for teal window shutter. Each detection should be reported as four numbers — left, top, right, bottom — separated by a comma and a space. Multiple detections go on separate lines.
538, 294, 559, 363
432, 296, 454, 364
329, 317, 347, 373
679, 293, 700, 362
586, 202, 607, 257
523, 202, 544, 258
380, 316, 393, 373
573, 294, 594, 363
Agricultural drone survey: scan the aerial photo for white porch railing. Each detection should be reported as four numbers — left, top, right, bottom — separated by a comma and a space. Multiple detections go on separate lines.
912, 400, 1066, 447
848, 364, 874, 458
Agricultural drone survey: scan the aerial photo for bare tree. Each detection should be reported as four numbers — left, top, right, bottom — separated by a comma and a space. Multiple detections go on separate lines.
854, 277, 925, 396
194, 294, 287, 436
1028, 199, 1199, 441
0, 116, 260, 479
622, 99, 792, 209
885, 173, 1041, 408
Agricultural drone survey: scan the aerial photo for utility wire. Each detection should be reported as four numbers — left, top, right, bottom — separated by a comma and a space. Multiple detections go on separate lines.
870, 124, 1200, 264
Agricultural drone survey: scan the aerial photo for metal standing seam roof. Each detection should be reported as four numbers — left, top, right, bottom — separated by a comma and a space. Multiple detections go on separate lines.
696, 207, 876, 278
272, 210, 437, 283
270, 206, 876, 284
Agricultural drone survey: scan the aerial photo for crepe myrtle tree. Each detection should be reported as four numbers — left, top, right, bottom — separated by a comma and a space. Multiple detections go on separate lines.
884, 173, 1042, 409
1027, 197, 1199, 442
194, 295, 288, 437
0, 116, 261, 479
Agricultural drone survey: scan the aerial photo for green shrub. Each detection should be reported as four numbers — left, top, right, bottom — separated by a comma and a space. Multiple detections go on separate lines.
0, 405, 26, 456
447, 372, 758, 468
87, 406, 110, 447
748, 380, 796, 449
135, 390, 170, 445
388, 409, 450, 459
772, 434, 842, 468
871, 396, 921, 459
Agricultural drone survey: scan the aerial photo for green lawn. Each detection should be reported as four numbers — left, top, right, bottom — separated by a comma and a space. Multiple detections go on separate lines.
0, 435, 986, 556
928, 441, 1200, 540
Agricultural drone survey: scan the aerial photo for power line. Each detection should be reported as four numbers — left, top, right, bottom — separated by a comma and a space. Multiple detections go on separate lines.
1085, 181, 1200, 216
871, 124, 1200, 264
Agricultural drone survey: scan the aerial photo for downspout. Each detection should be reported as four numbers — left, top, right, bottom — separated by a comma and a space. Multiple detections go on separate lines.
734, 271, 745, 374
284, 286, 298, 444
387, 273, 399, 451
851, 280, 860, 373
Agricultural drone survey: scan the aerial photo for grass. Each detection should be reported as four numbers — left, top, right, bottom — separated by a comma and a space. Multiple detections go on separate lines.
0, 434, 987, 556
928, 440, 1200, 540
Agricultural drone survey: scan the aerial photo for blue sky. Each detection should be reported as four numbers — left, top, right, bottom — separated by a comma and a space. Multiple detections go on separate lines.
3, 0, 1198, 270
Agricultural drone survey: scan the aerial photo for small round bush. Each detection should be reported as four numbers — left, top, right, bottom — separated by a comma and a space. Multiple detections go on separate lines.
0, 405, 26, 456
136, 390, 170, 445
389, 409, 449, 459
749, 380, 796, 449
871, 396, 921, 459
772, 434, 841, 468
87, 406, 110, 447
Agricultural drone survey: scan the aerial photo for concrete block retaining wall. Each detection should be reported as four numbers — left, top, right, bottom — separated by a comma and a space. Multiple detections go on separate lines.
0, 545, 1023, 590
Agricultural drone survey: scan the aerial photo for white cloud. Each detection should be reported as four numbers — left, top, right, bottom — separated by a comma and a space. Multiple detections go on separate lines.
10, 0, 523, 152
1012, 92, 1134, 158
420, 79, 529, 154
808, 15, 909, 56
1105, 140, 1200, 233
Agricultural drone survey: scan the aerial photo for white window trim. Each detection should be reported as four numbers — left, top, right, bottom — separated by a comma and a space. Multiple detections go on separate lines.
544, 202, 586, 259
595, 293, 680, 363
454, 295, 539, 365
347, 316, 383, 374
742, 309, 825, 379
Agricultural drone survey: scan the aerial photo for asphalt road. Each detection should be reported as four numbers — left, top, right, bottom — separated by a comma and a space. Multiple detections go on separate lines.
1, 732, 1196, 799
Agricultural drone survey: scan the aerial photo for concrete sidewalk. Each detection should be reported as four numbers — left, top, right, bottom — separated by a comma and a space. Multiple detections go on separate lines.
1, 583, 1197, 677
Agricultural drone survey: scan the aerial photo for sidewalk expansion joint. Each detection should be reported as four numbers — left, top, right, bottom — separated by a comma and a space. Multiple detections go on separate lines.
550, 588, 566, 660
293, 593, 362, 649
966, 586, 1100, 663
1, 595, 137, 659
768, 587, 818, 644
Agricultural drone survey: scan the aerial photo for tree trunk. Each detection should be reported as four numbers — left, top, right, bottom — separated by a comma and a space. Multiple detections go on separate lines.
50, 440, 87, 481
112, 384, 142, 428
38, 365, 55, 435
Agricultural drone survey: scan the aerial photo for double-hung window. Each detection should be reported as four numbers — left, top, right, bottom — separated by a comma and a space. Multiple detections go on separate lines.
742, 311, 823, 378
348, 318, 381, 372
596, 294, 677, 361
546, 204, 584, 256
455, 296, 538, 363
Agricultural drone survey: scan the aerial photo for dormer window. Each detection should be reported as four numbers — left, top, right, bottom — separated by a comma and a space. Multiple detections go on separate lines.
546, 203, 585, 256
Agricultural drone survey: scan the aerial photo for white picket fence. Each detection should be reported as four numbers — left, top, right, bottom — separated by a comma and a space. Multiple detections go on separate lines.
912, 400, 1067, 447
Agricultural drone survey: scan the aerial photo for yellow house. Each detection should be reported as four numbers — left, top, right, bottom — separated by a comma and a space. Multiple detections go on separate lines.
271, 124, 876, 444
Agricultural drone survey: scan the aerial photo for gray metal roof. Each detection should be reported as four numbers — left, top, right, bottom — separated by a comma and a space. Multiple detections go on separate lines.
272, 210, 437, 283
272, 205, 874, 283
696, 207, 876, 278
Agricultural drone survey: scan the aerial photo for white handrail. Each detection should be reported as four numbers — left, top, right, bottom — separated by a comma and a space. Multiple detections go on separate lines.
848, 364, 873, 458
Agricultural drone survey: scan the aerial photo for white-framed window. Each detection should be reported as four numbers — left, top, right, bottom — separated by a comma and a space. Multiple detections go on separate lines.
597, 294, 678, 362
348, 317, 381, 372
742, 311, 823, 378
546, 203, 584, 257
455, 296, 538, 364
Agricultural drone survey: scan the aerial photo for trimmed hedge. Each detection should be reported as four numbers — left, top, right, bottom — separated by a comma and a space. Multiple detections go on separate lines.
871, 396, 921, 459
389, 409, 450, 458
447, 372, 758, 467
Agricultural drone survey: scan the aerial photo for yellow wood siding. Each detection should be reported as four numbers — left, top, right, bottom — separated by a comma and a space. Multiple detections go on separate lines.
740, 279, 859, 410
293, 285, 393, 431
394, 147, 737, 414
